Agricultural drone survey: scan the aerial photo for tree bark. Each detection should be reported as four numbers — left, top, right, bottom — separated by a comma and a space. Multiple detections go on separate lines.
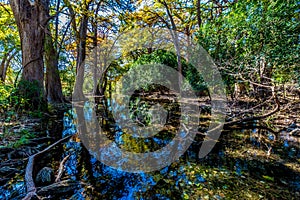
45, 26, 65, 103
72, 13, 89, 100
10, 0, 49, 109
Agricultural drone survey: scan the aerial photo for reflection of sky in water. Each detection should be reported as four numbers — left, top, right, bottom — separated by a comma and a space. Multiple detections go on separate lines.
64, 142, 81, 179
235, 160, 242, 176
63, 110, 77, 136
63, 102, 300, 198
249, 129, 260, 148
62, 106, 199, 199
1, 100, 299, 199
0, 180, 25, 199
83, 101, 93, 122
62, 108, 161, 198
268, 133, 275, 141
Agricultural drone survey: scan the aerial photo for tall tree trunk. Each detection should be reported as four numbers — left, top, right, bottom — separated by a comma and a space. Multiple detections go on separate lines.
92, 19, 99, 96
10, 0, 49, 109
45, 26, 65, 103
92, 1, 102, 98
72, 13, 89, 101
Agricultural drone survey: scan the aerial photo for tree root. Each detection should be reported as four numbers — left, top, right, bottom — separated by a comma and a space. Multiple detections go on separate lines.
22, 135, 72, 200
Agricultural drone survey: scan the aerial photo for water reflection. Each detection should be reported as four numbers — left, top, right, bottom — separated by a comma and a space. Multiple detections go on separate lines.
61, 97, 300, 199
74, 87, 201, 173
1, 99, 299, 199
62, 107, 158, 198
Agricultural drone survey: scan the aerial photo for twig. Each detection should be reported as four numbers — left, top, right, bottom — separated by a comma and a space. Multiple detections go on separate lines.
37, 180, 81, 196
289, 128, 300, 136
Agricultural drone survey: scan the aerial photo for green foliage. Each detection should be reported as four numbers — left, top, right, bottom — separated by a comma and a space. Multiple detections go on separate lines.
28, 111, 43, 118
129, 97, 152, 126
0, 128, 35, 148
10, 129, 35, 148
134, 49, 177, 67
60, 65, 76, 97
198, 0, 300, 94
0, 4, 20, 51
0, 83, 13, 110
132, 49, 208, 94
10, 80, 47, 111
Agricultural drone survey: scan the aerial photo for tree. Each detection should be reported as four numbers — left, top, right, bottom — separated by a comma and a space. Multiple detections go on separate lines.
44, 0, 65, 103
0, 49, 18, 82
63, 0, 92, 100
45, 25, 65, 103
63, 0, 135, 100
122, 0, 201, 89
198, 0, 299, 100
9, 0, 50, 109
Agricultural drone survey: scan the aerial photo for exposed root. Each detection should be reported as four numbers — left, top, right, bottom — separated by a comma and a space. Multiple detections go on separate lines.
22, 135, 72, 200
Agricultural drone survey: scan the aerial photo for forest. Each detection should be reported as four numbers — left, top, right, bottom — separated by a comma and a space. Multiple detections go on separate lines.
0, 0, 299, 199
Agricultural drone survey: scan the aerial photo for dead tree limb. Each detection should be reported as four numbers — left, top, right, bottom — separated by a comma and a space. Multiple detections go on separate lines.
228, 96, 274, 120
55, 154, 70, 183
226, 97, 280, 126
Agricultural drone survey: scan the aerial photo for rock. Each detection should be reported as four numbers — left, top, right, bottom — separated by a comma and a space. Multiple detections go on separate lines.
35, 167, 54, 186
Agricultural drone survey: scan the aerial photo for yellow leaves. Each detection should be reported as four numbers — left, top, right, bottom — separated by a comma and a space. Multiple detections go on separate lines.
183, 192, 189, 199
65, 42, 77, 52
0, 5, 19, 47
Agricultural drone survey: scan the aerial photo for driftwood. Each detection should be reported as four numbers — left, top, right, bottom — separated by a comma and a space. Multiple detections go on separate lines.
22, 135, 72, 200
228, 96, 274, 120
55, 154, 70, 183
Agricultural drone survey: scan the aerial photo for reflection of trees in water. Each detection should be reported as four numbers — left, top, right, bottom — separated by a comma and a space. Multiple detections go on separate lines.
95, 88, 181, 153
60, 102, 300, 199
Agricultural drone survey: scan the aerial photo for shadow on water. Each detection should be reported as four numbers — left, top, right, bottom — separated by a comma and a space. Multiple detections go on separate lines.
1, 95, 300, 199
